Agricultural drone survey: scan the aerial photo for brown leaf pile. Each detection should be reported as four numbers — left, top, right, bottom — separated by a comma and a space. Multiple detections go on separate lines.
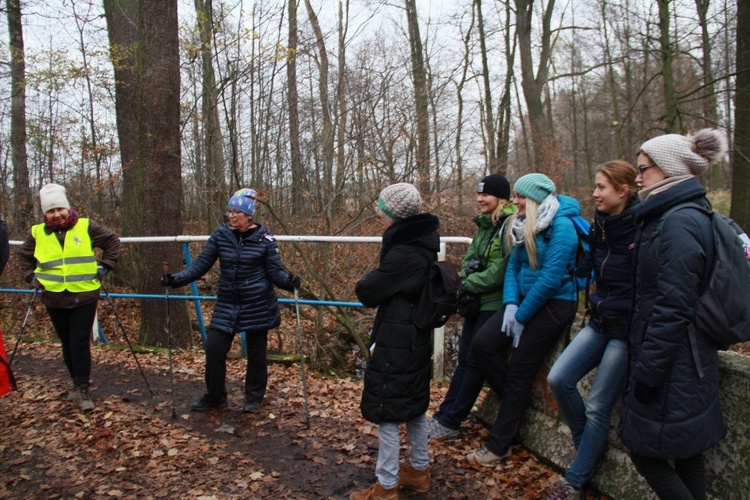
0, 337, 609, 499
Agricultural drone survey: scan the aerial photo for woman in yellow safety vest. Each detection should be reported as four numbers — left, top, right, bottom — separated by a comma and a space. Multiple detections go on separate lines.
18, 184, 120, 411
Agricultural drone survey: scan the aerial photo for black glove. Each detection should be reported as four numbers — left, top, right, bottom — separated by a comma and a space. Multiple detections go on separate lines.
634, 381, 653, 404
457, 288, 477, 305
96, 264, 111, 281
289, 273, 301, 289
161, 273, 175, 287
30, 275, 43, 289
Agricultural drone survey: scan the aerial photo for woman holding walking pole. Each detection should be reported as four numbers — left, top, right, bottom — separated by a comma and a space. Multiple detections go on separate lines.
161, 188, 299, 413
18, 183, 121, 411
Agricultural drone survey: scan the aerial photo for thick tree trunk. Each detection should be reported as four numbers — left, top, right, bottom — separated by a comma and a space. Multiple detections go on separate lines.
288, 0, 304, 216
405, 0, 430, 193
475, 0, 496, 171
657, 0, 678, 133
6, 0, 33, 233
104, 0, 191, 348
195, 0, 228, 231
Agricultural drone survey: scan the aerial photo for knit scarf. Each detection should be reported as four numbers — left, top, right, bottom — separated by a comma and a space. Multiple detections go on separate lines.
510, 195, 559, 247
44, 208, 79, 231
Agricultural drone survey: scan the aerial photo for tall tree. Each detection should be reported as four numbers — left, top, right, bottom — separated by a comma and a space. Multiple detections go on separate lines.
515, 0, 556, 170
288, 0, 304, 215
103, 0, 191, 348
195, 0, 228, 231
657, 0, 678, 132
405, 0, 431, 192
475, 0, 496, 171
733, 0, 749, 229
6, 0, 33, 232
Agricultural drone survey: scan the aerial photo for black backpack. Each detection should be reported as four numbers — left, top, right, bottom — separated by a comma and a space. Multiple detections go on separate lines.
655, 202, 750, 349
412, 260, 461, 330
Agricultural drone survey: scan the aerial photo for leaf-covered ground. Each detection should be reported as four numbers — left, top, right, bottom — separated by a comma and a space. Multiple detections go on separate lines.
0, 336, 611, 499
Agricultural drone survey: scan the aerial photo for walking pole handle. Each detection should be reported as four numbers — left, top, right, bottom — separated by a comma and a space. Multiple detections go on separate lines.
162, 261, 170, 275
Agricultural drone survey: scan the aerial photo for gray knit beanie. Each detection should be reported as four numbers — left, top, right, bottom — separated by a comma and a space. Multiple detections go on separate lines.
39, 183, 70, 213
513, 173, 556, 204
640, 128, 727, 177
378, 183, 422, 220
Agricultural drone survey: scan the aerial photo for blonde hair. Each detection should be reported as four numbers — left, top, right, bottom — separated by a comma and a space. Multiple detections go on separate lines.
506, 198, 541, 269
491, 199, 512, 226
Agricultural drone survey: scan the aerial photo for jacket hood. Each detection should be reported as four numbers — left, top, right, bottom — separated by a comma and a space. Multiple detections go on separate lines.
555, 194, 582, 218
380, 213, 440, 259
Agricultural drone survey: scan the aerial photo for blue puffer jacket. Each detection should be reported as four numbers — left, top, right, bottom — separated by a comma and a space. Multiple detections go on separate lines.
587, 198, 639, 340
171, 223, 295, 334
503, 195, 579, 325
619, 177, 725, 459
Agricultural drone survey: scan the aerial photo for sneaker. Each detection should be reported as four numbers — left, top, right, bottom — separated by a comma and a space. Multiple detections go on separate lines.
242, 401, 261, 413
78, 387, 95, 412
349, 481, 399, 500
67, 386, 81, 402
397, 463, 430, 492
466, 446, 511, 467
547, 478, 581, 500
427, 417, 460, 441
190, 395, 228, 411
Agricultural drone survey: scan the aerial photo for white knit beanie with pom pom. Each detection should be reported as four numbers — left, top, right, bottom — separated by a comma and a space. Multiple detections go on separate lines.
640, 128, 727, 178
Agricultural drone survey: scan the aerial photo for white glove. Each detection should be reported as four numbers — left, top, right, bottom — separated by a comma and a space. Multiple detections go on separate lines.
511, 321, 525, 348
501, 305, 518, 335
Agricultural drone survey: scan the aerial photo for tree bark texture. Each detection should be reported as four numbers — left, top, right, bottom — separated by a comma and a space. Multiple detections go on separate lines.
288, 0, 304, 216
6, 0, 33, 233
104, 0, 192, 348
733, 0, 750, 229
405, 0, 431, 193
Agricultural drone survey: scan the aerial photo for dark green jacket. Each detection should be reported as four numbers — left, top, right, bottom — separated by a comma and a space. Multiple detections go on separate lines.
460, 205, 516, 312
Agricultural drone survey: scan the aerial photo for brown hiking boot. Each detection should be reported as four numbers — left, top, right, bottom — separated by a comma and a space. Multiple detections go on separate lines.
398, 463, 430, 492
349, 481, 399, 500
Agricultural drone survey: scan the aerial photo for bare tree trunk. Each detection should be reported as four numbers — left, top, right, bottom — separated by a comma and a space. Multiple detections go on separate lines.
657, 0, 678, 133
6, 0, 33, 233
475, 0, 496, 171
496, 0, 515, 173
405, 0, 430, 192
515, 0, 556, 171
600, 0, 625, 159
195, 0, 228, 231
304, 0, 334, 213
455, 7, 475, 214
288, 0, 303, 216
335, 0, 349, 212
733, 0, 750, 229
104, 0, 191, 348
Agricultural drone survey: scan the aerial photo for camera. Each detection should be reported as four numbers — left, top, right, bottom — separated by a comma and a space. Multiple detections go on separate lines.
465, 259, 485, 275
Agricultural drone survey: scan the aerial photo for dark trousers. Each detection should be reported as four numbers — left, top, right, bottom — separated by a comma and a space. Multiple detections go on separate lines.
434, 310, 495, 429
630, 452, 706, 500
472, 300, 576, 456
204, 328, 268, 404
46, 301, 98, 387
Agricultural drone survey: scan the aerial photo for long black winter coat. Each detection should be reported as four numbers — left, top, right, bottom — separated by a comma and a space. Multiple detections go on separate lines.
587, 199, 639, 340
171, 223, 295, 334
355, 213, 440, 424
618, 177, 726, 459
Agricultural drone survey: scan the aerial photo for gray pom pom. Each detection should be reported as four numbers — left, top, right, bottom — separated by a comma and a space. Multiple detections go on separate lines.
690, 128, 727, 164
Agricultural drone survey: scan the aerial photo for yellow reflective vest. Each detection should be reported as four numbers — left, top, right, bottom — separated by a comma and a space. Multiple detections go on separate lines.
32, 219, 100, 293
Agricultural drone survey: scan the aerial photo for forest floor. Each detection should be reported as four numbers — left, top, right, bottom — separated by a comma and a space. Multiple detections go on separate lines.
0, 337, 614, 500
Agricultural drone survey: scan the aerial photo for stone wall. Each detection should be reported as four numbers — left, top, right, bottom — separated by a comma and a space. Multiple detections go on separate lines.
476, 334, 750, 499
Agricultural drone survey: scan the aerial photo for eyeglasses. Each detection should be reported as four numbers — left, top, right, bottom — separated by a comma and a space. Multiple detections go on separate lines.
226, 210, 244, 217
512, 192, 526, 200
636, 164, 657, 176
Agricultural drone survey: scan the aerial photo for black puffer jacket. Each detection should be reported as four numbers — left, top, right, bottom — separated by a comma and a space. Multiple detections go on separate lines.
355, 213, 440, 424
587, 199, 638, 340
618, 177, 726, 459
171, 223, 295, 334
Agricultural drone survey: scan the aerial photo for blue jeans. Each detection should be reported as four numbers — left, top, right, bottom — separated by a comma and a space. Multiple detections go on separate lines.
375, 414, 429, 489
547, 324, 628, 489
434, 310, 494, 429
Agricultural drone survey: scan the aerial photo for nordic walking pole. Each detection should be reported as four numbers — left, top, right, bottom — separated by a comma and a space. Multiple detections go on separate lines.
9, 290, 38, 366
162, 262, 177, 419
101, 282, 153, 395
294, 287, 311, 429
